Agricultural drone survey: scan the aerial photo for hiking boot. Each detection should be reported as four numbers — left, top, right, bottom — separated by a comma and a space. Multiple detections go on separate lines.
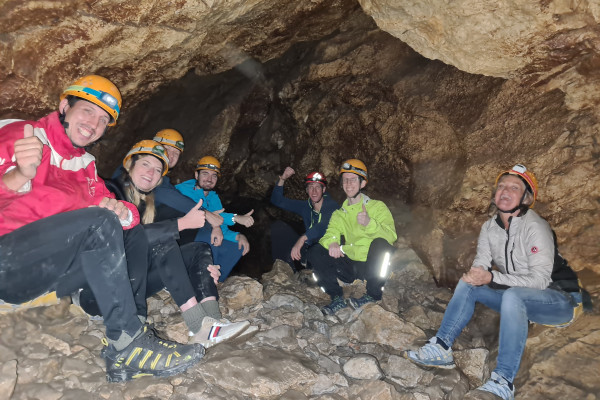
404, 337, 455, 369
477, 372, 515, 400
189, 317, 250, 348
347, 294, 376, 309
101, 325, 204, 382
321, 296, 348, 315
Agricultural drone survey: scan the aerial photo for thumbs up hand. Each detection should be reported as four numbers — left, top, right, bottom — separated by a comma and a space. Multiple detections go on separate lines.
357, 203, 370, 226
14, 124, 43, 180
234, 209, 255, 228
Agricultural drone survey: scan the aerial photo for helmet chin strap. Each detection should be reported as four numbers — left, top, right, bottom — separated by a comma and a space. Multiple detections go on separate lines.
349, 189, 362, 200
497, 190, 528, 214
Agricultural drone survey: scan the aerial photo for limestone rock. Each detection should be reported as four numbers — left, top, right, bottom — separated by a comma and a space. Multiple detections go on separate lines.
0, 360, 17, 400
198, 347, 319, 398
454, 348, 490, 387
384, 355, 434, 388
219, 276, 264, 311
342, 353, 384, 380
347, 304, 427, 349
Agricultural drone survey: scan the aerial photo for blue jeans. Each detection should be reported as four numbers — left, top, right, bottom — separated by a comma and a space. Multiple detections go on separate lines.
436, 280, 578, 382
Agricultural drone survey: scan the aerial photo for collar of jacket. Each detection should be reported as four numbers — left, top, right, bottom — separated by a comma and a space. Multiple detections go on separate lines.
341, 193, 370, 213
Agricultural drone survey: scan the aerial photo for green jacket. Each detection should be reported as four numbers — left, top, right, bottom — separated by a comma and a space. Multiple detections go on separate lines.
319, 194, 397, 261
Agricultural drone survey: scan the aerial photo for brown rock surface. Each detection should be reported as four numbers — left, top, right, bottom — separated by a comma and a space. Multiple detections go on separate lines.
1, 1, 600, 398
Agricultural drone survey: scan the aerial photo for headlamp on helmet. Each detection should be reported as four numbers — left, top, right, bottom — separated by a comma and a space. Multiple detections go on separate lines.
196, 156, 221, 177
495, 163, 539, 207
305, 171, 328, 187
123, 140, 169, 176
154, 129, 185, 152
340, 159, 368, 183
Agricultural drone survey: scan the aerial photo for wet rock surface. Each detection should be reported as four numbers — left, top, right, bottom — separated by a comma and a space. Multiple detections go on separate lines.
1, 246, 599, 399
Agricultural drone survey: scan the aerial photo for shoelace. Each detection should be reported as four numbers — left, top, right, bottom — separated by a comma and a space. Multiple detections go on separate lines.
417, 342, 448, 360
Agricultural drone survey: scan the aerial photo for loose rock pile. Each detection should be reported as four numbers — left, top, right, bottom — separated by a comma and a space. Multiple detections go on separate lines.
1, 242, 598, 399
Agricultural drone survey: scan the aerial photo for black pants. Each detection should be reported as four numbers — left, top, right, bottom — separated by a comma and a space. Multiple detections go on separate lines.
270, 220, 310, 271
147, 241, 218, 304
307, 238, 395, 300
0, 208, 143, 340
81, 239, 217, 315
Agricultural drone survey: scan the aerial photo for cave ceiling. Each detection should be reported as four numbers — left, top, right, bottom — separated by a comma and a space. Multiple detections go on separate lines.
1, 0, 599, 283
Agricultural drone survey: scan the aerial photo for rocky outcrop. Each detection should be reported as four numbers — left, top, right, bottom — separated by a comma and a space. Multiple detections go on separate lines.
2, 250, 598, 399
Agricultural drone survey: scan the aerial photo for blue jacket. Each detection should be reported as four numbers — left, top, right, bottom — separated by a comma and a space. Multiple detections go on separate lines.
270, 184, 339, 245
176, 179, 239, 243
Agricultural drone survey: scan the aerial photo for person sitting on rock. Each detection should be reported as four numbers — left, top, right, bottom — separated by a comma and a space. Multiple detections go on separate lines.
0, 75, 204, 382
307, 159, 397, 315
112, 128, 219, 247
270, 166, 339, 271
404, 164, 591, 400
78, 140, 250, 348
176, 156, 254, 281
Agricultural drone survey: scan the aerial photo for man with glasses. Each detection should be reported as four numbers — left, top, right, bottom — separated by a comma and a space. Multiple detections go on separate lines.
307, 159, 397, 315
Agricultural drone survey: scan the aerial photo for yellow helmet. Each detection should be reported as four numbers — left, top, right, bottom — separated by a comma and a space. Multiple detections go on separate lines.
60, 75, 122, 126
495, 164, 539, 207
340, 159, 368, 183
123, 140, 169, 176
196, 156, 221, 177
153, 129, 184, 152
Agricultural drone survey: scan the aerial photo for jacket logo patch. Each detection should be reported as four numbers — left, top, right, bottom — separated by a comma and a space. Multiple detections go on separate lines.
87, 177, 96, 197
531, 246, 539, 254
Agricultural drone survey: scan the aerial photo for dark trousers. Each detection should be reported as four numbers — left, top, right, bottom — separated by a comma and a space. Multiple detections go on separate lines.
307, 238, 395, 300
0, 208, 142, 340
81, 239, 218, 315
194, 230, 242, 282
147, 241, 218, 303
270, 220, 310, 271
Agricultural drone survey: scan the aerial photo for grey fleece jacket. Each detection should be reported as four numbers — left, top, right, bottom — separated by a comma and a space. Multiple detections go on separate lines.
472, 209, 554, 290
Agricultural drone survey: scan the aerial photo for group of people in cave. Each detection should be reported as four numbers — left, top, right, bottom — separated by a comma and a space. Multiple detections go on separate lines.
0, 74, 590, 399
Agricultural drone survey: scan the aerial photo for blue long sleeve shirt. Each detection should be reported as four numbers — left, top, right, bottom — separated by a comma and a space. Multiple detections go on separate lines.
270, 184, 339, 245
175, 179, 239, 243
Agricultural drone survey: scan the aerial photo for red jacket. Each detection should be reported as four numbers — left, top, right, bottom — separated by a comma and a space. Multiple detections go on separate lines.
0, 112, 140, 235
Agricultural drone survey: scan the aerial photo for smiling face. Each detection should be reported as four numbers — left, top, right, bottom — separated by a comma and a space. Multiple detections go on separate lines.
164, 146, 181, 169
60, 98, 111, 148
341, 172, 365, 199
306, 182, 325, 205
494, 175, 526, 212
129, 155, 164, 192
195, 169, 218, 192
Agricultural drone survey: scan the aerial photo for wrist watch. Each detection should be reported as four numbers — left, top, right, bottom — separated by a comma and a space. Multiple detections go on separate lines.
232, 214, 237, 223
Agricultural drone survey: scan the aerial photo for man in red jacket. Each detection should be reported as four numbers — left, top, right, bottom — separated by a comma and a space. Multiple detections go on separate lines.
0, 75, 203, 382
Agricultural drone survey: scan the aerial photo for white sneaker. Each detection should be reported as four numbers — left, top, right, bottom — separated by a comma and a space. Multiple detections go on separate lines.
189, 317, 250, 348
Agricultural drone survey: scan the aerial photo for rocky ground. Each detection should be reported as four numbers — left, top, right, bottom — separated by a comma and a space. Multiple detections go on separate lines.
1, 241, 599, 400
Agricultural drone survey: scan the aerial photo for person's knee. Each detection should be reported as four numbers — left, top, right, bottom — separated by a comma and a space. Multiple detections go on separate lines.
501, 288, 526, 312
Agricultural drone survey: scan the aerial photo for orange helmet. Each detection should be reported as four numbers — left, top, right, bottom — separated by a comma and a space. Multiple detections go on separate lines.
340, 159, 368, 183
60, 75, 122, 126
123, 140, 169, 176
153, 129, 184, 152
196, 156, 221, 177
495, 164, 538, 207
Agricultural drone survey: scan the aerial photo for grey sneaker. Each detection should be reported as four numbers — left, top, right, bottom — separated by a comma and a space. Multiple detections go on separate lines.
404, 337, 455, 369
321, 296, 348, 315
477, 372, 515, 400
101, 325, 204, 382
189, 317, 250, 348
347, 294, 376, 309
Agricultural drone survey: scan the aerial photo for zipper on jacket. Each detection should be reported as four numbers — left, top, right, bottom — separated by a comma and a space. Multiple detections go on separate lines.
504, 216, 513, 275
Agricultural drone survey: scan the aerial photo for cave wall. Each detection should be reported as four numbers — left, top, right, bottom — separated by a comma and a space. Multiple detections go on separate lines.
2, 0, 599, 284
